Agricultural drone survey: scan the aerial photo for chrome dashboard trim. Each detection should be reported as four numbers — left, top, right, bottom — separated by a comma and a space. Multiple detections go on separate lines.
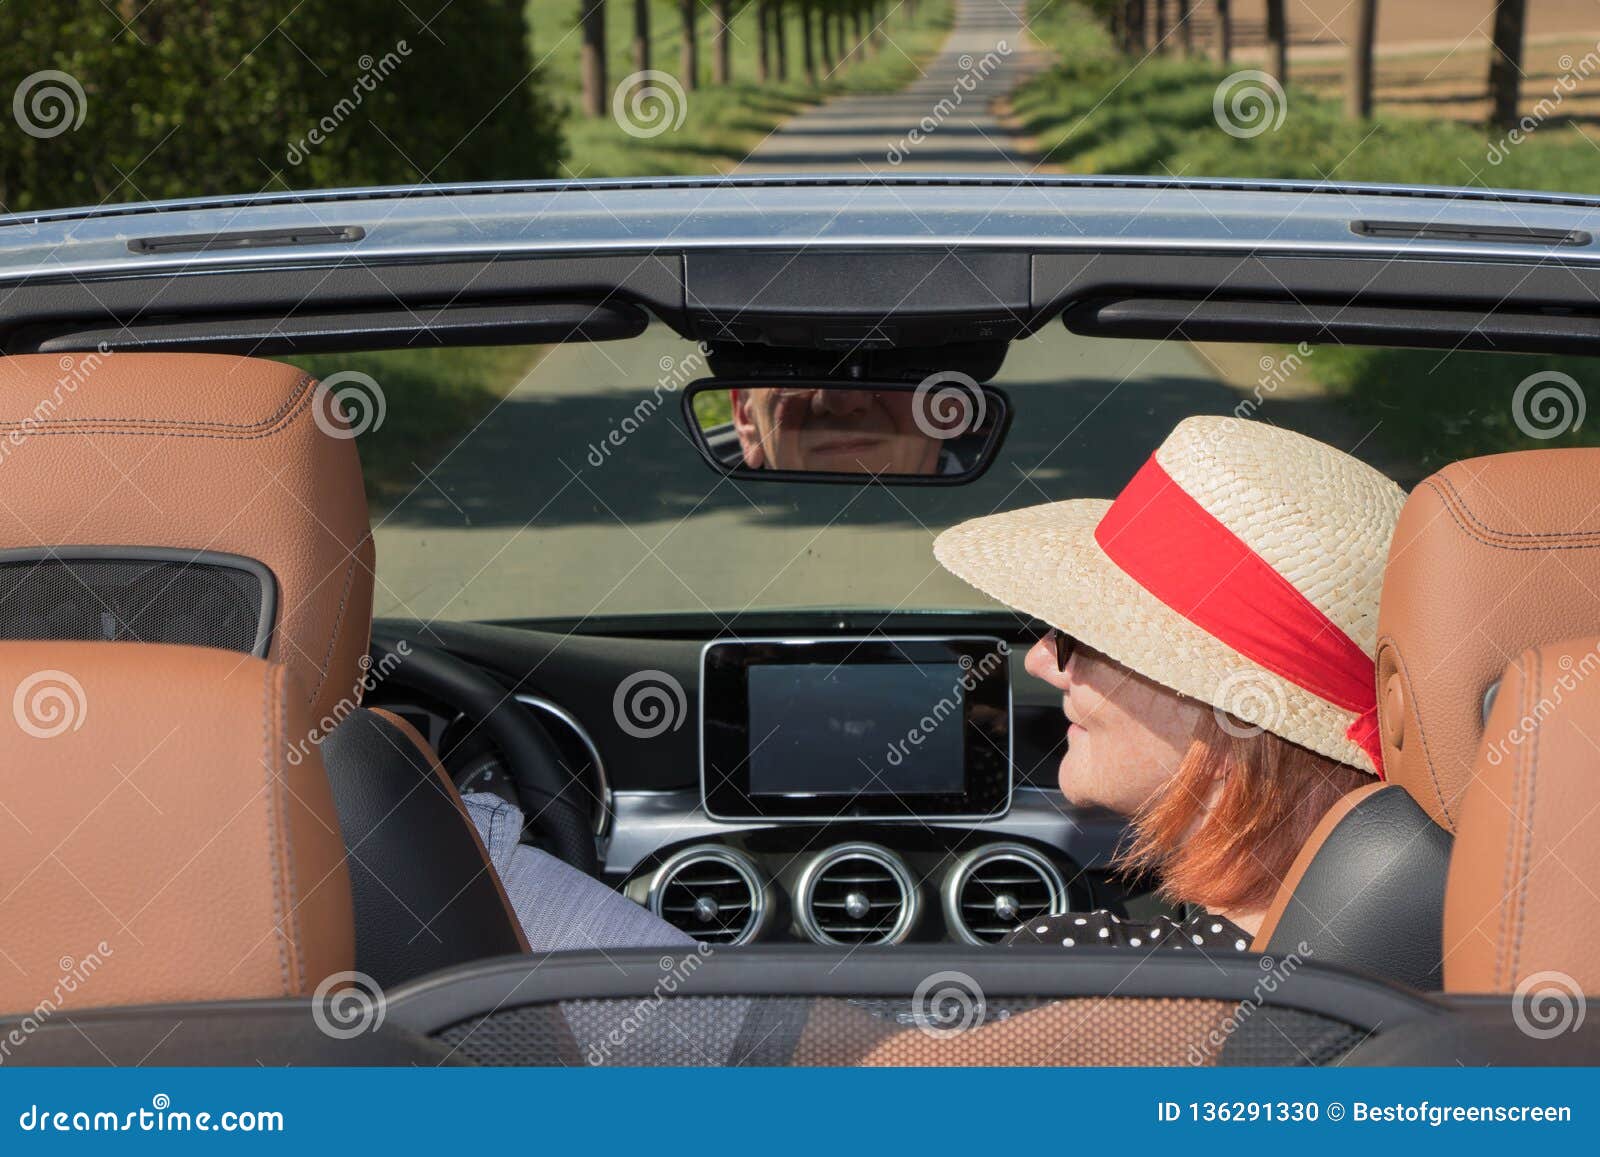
605, 787, 1127, 878
698, 634, 1014, 824
941, 842, 1070, 946
647, 844, 769, 946
794, 842, 919, 947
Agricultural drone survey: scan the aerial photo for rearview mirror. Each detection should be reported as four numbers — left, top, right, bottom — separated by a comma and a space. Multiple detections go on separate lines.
682, 377, 1009, 484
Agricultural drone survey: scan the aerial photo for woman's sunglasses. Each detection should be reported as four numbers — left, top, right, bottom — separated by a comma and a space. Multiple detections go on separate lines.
1044, 627, 1076, 673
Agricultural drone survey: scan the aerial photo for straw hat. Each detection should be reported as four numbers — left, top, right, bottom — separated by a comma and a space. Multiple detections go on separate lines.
934, 416, 1406, 774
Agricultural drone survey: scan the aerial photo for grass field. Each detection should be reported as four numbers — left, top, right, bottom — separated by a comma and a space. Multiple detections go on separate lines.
1014, 4, 1600, 472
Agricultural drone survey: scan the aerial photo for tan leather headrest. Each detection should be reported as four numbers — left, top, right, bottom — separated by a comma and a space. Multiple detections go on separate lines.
0, 352, 374, 724
1445, 639, 1600, 994
1376, 447, 1600, 829
0, 641, 353, 1014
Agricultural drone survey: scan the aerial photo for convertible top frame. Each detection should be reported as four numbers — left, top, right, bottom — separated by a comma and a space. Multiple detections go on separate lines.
7, 177, 1600, 358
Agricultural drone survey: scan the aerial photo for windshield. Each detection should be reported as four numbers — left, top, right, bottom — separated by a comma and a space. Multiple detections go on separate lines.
12, 0, 1600, 619
306, 330, 1579, 622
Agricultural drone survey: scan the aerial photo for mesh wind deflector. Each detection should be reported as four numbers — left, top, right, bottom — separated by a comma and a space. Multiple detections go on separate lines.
0, 550, 273, 655
432, 995, 1367, 1067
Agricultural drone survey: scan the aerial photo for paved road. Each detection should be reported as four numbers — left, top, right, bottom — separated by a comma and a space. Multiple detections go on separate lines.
371, 0, 1390, 625
735, 0, 1049, 174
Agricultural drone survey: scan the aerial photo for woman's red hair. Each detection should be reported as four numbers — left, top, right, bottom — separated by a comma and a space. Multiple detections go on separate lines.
1113, 711, 1370, 916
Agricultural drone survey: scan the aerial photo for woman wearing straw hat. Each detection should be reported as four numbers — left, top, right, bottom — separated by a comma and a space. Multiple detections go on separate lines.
934, 415, 1405, 952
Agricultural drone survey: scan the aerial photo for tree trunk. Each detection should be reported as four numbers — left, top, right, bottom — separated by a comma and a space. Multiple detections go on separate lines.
1216, 0, 1232, 64
1488, 0, 1527, 129
1177, 0, 1193, 56
854, 7, 870, 58
757, 1, 771, 82
801, 0, 818, 83
1154, 0, 1167, 53
681, 0, 699, 90
581, 0, 607, 118
1265, 0, 1288, 84
713, 0, 732, 83
1127, 0, 1146, 55
1346, 0, 1377, 119
633, 0, 651, 74
776, 0, 790, 80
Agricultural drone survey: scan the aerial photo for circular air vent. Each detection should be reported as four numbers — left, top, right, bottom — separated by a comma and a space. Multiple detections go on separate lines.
943, 843, 1068, 945
648, 846, 766, 945
797, 843, 917, 946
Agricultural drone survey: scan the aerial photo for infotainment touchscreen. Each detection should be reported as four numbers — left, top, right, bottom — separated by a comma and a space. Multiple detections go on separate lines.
701, 637, 1011, 821
746, 663, 967, 797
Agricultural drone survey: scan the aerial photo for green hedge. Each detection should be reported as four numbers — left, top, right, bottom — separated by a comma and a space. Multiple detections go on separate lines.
0, 1, 564, 213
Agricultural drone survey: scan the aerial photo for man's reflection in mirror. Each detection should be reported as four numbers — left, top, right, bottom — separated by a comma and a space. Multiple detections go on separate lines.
729, 386, 955, 475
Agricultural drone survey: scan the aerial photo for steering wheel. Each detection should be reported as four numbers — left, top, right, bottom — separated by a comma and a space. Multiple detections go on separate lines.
367, 633, 598, 876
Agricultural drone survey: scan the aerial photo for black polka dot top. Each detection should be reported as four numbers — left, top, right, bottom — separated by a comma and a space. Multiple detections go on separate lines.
1006, 909, 1253, 955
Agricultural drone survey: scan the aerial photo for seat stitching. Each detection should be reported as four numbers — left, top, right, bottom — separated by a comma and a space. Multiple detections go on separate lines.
262, 662, 291, 996
276, 664, 308, 992
1510, 649, 1542, 987
303, 538, 366, 708
0, 373, 316, 434
1433, 473, 1600, 546
0, 374, 320, 441
1495, 653, 1531, 989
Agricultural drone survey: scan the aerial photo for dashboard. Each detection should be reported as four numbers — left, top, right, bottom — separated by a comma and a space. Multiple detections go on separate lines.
371, 615, 1135, 949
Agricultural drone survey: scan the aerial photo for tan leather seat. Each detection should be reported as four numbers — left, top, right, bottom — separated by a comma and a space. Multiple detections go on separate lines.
1445, 638, 1600, 994
1253, 447, 1600, 988
0, 642, 351, 1013
0, 352, 526, 986
0, 351, 372, 725
1377, 446, 1600, 830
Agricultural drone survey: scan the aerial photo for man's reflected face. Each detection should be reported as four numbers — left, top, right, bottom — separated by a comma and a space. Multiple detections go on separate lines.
730, 387, 942, 475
